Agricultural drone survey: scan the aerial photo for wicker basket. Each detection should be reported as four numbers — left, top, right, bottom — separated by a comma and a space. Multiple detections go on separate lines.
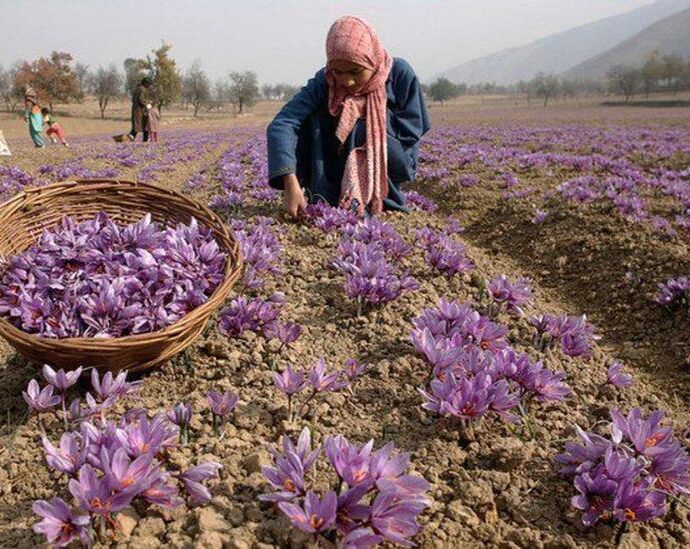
0, 179, 242, 373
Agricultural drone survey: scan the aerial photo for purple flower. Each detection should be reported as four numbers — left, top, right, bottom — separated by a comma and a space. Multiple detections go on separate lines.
571, 469, 617, 526
610, 408, 672, 456
101, 447, 155, 494
206, 389, 239, 419
264, 321, 302, 346
42, 365, 83, 392
69, 464, 133, 515
261, 428, 320, 503
168, 402, 192, 427
278, 490, 337, 533
342, 359, 366, 382
487, 275, 533, 315
555, 425, 611, 476
309, 358, 349, 393
532, 209, 548, 224
42, 433, 88, 475
606, 361, 633, 388
369, 442, 430, 500
369, 493, 428, 545
180, 462, 222, 504
90, 369, 142, 403
140, 469, 183, 508
613, 480, 666, 523
273, 365, 308, 396
324, 435, 374, 487
23, 379, 61, 413
32, 497, 90, 547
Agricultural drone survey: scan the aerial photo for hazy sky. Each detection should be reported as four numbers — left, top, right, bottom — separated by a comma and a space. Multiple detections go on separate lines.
0, 0, 656, 84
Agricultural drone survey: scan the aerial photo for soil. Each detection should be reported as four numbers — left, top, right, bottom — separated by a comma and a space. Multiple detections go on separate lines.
0, 103, 689, 548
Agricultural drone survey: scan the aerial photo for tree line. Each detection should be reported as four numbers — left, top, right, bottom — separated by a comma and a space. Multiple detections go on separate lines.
425, 50, 690, 106
0, 42, 298, 119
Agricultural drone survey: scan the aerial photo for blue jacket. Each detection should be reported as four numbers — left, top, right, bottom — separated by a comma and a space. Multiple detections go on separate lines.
267, 57, 430, 211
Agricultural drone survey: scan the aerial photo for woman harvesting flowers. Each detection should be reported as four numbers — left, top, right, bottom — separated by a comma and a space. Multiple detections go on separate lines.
267, 16, 430, 218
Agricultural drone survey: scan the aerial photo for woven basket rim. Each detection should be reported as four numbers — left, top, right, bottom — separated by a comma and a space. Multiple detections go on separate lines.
0, 178, 242, 349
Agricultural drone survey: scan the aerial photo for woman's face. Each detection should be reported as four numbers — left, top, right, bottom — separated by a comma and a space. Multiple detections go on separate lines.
329, 59, 374, 94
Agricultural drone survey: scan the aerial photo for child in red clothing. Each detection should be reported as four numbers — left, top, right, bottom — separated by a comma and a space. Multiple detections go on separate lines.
41, 108, 69, 147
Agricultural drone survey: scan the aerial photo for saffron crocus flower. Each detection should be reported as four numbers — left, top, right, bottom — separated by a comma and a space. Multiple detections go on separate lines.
274, 365, 308, 396
369, 493, 428, 545
612, 479, 666, 523
101, 447, 155, 495
274, 365, 308, 422
69, 464, 133, 515
308, 358, 349, 393
532, 209, 548, 224
42, 365, 83, 392
42, 433, 88, 476
278, 490, 337, 533
260, 428, 318, 503
168, 402, 192, 427
90, 369, 142, 403
324, 436, 374, 487
369, 442, 431, 500
264, 321, 302, 347
571, 469, 617, 526
32, 497, 91, 547
606, 361, 633, 388
555, 425, 611, 476
610, 408, 672, 456
342, 359, 366, 382
140, 469, 183, 509
23, 379, 61, 413
180, 462, 222, 504
207, 389, 239, 421
487, 275, 533, 316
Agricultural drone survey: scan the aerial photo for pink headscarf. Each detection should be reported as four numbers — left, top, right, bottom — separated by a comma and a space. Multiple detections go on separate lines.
325, 16, 393, 215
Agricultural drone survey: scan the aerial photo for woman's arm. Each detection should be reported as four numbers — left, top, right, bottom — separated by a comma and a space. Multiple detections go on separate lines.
266, 70, 326, 188
390, 58, 430, 150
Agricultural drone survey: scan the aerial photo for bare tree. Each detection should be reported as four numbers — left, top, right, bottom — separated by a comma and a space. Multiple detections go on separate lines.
0, 64, 13, 112
182, 61, 211, 117
74, 62, 90, 102
92, 65, 123, 119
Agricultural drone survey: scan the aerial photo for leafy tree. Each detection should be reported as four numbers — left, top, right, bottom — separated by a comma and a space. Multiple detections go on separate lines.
531, 72, 560, 107
640, 51, 664, 97
12, 51, 79, 110
124, 57, 149, 95
182, 61, 211, 117
92, 65, 123, 119
228, 70, 259, 114
142, 42, 182, 109
607, 65, 641, 101
428, 77, 462, 103
662, 54, 685, 95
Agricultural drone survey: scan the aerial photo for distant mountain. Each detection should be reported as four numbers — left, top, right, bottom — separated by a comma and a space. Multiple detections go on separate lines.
438, 0, 690, 86
563, 7, 690, 80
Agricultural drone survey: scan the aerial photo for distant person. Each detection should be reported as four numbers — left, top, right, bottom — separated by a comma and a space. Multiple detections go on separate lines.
267, 15, 430, 218
24, 86, 45, 148
146, 103, 160, 143
41, 107, 69, 147
129, 77, 152, 142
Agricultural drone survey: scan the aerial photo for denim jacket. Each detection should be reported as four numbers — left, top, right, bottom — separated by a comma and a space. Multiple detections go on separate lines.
267, 57, 430, 211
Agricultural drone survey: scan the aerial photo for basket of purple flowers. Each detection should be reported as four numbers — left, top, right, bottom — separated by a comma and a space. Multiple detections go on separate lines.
0, 179, 242, 372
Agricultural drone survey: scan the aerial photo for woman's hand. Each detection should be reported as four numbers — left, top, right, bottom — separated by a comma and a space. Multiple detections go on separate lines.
283, 174, 307, 219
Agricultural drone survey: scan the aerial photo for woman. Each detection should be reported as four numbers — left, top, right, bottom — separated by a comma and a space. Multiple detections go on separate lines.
24, 86, 45, 148
267, 16, 430, 217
